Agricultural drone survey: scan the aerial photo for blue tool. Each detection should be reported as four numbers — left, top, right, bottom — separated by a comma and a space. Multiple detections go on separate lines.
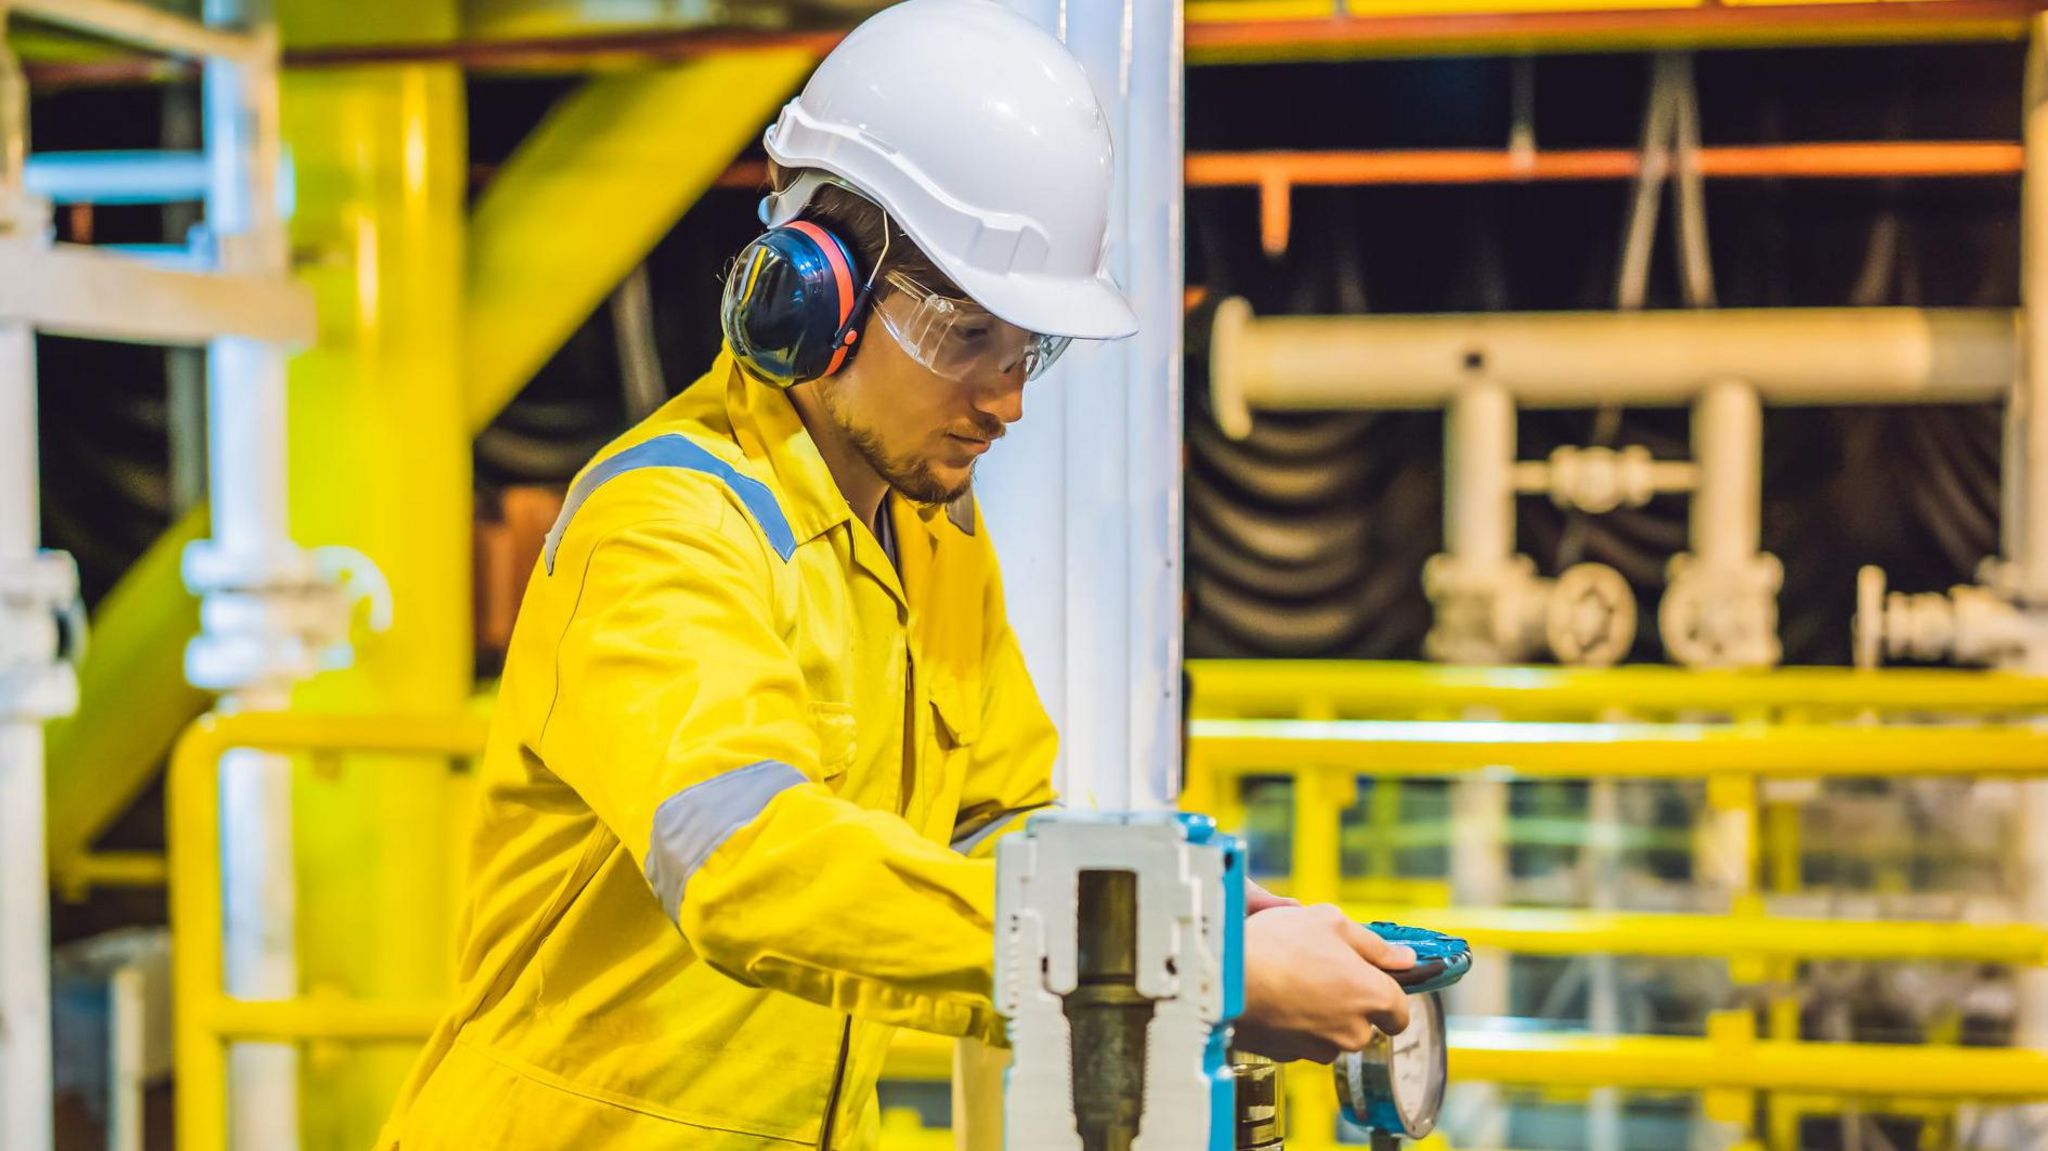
1368, 921, 1472, 996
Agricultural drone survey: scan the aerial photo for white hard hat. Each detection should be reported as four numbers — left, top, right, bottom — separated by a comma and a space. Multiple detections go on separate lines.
761, 0, 1138, 341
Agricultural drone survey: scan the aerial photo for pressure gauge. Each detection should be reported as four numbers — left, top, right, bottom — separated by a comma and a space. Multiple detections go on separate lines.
1333, 990, 1447, 1146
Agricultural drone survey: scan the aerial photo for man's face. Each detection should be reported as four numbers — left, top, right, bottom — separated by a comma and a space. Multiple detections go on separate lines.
805, 292, 1027, 506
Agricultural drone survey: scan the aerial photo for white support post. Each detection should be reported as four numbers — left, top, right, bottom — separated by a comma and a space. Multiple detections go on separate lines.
1661, 379, 1781, 668
980, 0, 1183, 814
184, 7, 306, 1148
0, 21, 76, 1150
1446, 773, 1509, 1150
2015, 15, 2048, 1095
0, 319, 55, 1151
964, 4, 1182, 1146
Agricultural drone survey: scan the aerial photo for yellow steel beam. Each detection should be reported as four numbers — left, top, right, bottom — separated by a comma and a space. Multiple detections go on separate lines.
56, 852, 168, 897
43, 506, 208, 882
463, 51, 813, 432
1448, 1031, 2048, 1097
1190, 718, 2048, 778
1187, 660, 2048, 718
888, 1031, 2048, 1096
1320, 906, 2048, 964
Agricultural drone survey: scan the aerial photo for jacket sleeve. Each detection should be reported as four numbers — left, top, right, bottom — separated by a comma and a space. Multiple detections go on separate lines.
945, 529, 1061, 861
536, 482, 1006, 1045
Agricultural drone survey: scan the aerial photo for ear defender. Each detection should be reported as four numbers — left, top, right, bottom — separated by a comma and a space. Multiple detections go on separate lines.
720, 220, 876, 388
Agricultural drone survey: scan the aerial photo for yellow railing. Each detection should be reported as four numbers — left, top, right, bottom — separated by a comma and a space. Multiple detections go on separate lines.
1189, 659, 2048, 719
1185, 660, 2048, 1150
170, 665, 2048, 1150
169, 713, 487, 1151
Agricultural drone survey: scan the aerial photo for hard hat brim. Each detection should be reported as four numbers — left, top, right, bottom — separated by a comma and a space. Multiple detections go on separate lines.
948, 263, 1141, 342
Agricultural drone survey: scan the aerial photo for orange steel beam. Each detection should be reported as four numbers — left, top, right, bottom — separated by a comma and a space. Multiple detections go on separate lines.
481, 141, 2016, 257
1185, 0, 2048, 63
1182, 141, 2024, 252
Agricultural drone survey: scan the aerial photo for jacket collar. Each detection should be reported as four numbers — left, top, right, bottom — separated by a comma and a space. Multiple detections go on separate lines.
721, 349, 852, 552
722, 350, 948, 607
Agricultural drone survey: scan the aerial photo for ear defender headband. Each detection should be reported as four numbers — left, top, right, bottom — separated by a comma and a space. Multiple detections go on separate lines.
720, 193, 886, 388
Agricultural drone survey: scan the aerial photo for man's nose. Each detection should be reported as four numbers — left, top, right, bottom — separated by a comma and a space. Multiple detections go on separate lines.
975, 368, 1026, 426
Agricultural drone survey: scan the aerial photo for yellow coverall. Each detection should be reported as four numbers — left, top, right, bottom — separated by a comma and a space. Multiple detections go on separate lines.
378, 350, 1058, 1149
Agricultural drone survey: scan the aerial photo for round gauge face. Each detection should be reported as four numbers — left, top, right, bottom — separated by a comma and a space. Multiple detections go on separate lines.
1387, 992, 1447, 1135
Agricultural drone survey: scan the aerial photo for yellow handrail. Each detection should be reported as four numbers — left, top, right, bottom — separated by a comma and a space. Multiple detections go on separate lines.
1188, 659, 2048, 718
168, 689, 2048, 1150
1191, 718, 2048, 779
168, 712, 489, 1151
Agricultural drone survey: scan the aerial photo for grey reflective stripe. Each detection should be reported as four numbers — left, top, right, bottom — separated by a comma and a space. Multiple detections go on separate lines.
544, 434, 797, 574
645, 760, 806, 920
950, 804, 1053, 856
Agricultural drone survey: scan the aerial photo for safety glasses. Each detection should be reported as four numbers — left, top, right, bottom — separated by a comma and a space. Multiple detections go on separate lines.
873, 270, 1072, 383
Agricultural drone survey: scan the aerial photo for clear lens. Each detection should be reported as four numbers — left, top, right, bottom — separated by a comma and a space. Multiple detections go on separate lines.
876, 271, 1070, 383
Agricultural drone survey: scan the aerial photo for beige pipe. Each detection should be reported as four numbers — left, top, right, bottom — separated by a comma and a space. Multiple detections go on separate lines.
1208, 297, 2019, 438
2018, 15, 2048, 607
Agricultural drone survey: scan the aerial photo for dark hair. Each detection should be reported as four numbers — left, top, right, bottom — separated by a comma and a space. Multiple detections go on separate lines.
765, 160, 958, 296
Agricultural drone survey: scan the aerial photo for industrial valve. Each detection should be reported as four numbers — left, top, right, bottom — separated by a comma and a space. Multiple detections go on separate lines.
1854, 563, 2037, 669
1424, 554, 1637, 667
1659, 552, 1783, 669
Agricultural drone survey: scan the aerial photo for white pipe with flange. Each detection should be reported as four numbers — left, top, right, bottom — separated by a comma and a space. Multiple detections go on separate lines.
1208, 297, 2018, 437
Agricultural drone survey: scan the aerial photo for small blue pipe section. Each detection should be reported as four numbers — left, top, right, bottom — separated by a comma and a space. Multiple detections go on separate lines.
25, 151, 209, 206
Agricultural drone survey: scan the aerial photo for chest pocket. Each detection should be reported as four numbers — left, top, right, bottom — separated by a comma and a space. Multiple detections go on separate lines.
927, 673, 981, 750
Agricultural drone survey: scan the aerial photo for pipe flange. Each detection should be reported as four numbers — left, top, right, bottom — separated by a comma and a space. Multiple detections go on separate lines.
1546, 562, 1637, 667
0, 550, 83, 720
1659, 552, 1783, 669
181, 539, 392, 693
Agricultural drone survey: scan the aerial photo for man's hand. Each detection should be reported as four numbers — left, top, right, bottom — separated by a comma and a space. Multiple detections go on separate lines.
1234, 904, 1416, 1065
1246, 879, 1298, 916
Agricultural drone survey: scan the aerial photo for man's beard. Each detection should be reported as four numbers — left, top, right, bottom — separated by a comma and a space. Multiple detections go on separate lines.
844, 419, 973, 506
820, 386, 975, 506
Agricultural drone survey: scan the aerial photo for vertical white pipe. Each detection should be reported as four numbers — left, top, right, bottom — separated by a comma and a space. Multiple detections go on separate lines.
0, 316, 53, 1151
1691, 379, 1761, 570
108, 964, 144, 1151
982, 0, 1182, 813
1118, 0, 1183, 814
2013, 20, 2048, 1077
1586, 774, 1622, 1151
201, 5, 299, 1145
1445, 383, 1515, 1144
970, 0, 1181, 1144
1446, 383, 1516, 569
2020, 17, 2048, 604
1448, 773, 1510, 1149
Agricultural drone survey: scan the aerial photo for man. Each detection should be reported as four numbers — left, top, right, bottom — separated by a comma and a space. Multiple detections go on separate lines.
380, 2, 1414, 1146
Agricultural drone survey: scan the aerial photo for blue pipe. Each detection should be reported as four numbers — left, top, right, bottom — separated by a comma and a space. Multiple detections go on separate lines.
25, 151, 208, 205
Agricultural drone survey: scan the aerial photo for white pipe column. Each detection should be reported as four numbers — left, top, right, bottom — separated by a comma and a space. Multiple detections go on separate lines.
0, 26, 67, 1151
1446, 384, 1516, 578
184, 6, 305, 1146
1436, 389, 1518, 1146
981, 0, 1183, 812
965, 4, 1182, 1145
2014, 17, 2048, 1095
0, 317, 54, 1151
1447, 769, 1510, 1150
1427, 382, 1530, 664
1661, 379, 1780, 668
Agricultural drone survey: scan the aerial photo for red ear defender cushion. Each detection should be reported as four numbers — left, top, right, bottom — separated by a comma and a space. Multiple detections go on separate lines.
784, 220, 860, 377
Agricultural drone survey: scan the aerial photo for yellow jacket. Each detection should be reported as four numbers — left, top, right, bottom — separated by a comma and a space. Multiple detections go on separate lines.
380, 351, 1058, 1149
